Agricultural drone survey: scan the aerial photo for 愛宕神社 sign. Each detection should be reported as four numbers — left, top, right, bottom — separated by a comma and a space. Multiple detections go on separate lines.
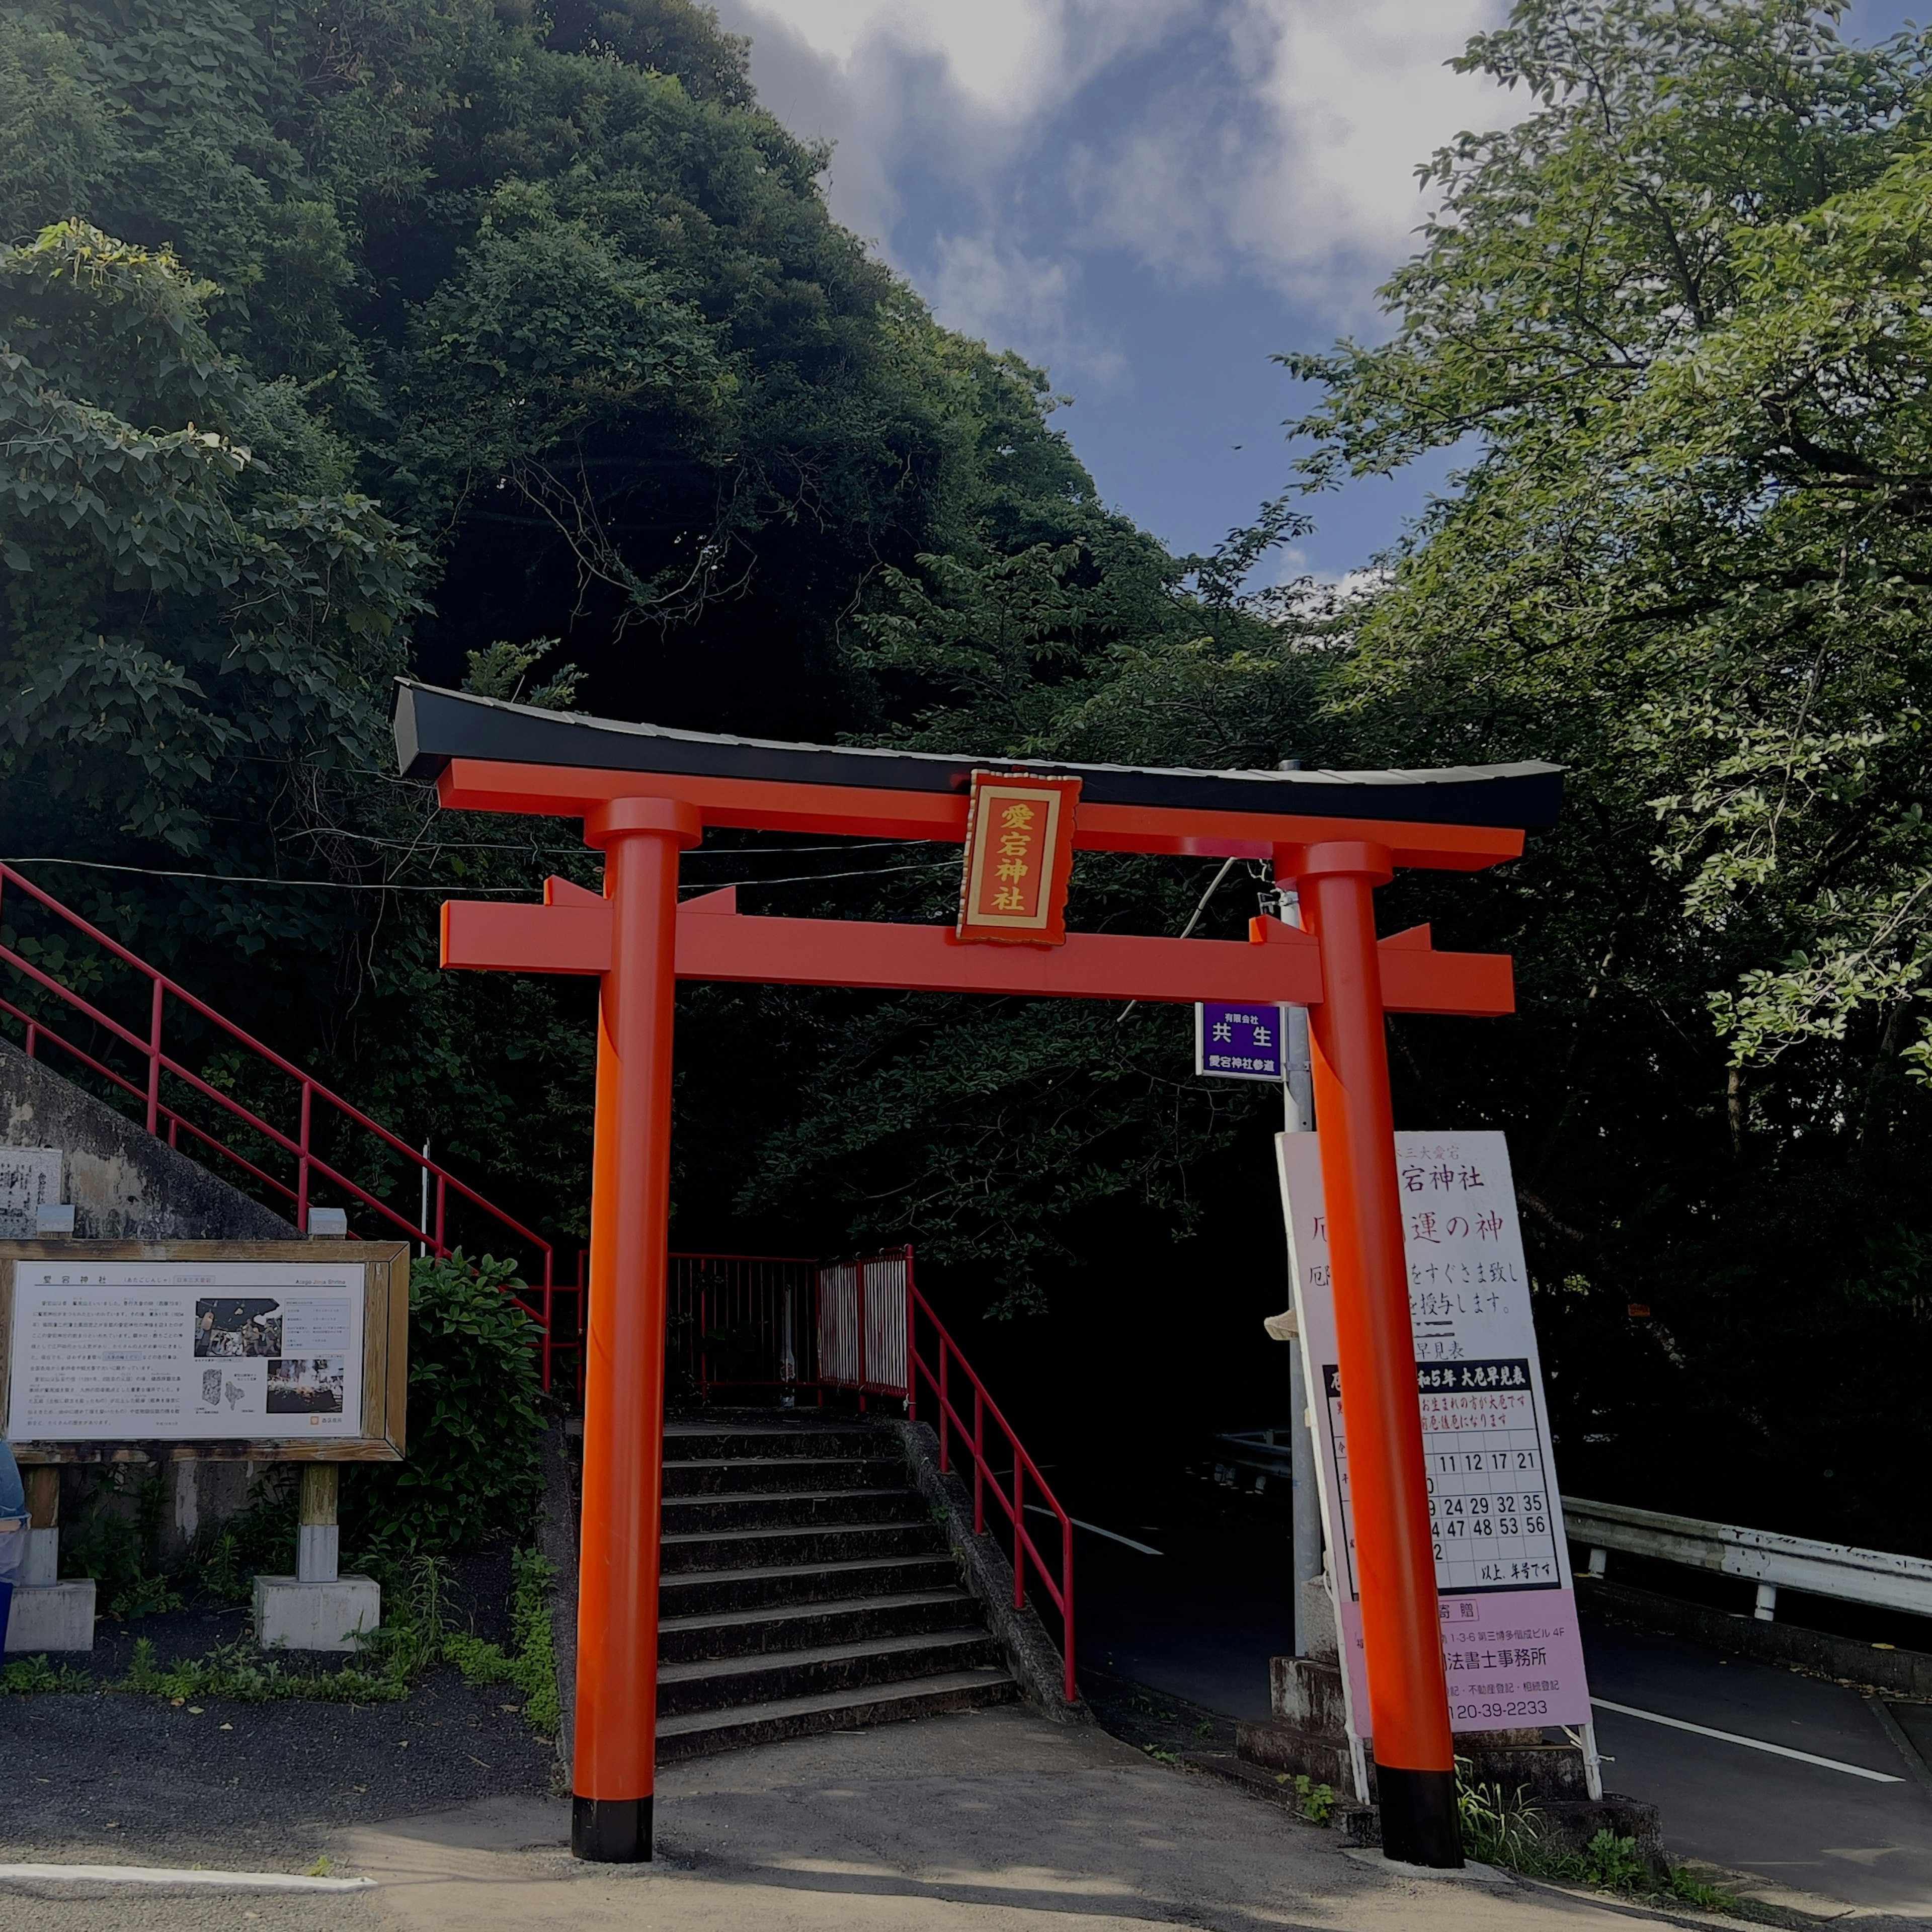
954, 770, 1080, 945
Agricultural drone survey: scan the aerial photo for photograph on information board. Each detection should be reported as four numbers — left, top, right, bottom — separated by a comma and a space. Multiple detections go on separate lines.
6, 1260, 366, 1442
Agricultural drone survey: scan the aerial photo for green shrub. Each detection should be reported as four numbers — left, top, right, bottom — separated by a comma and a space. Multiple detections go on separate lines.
347, 1252, 547, 1558
1580, 1831, 1652, 1892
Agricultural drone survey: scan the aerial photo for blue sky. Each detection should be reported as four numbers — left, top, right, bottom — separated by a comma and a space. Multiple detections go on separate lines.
714, 0, 1923, 584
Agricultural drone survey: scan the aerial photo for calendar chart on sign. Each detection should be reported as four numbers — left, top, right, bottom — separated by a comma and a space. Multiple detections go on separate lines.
1322, 1359, 1561, 1597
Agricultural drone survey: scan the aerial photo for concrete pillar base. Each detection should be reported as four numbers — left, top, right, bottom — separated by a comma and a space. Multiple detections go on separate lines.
5, 1578, 97, 1652
253, 1574, 380, 1652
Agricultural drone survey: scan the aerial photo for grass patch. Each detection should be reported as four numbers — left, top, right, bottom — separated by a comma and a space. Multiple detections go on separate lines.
3, 1543, 562, 1741
1455, 1761, 1735, 1910
122, 1634, 410, 1705
2, 1653, 94, 1694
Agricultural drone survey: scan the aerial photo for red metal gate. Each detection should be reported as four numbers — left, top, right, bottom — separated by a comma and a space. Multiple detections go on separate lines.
816, 1246, 910, 1401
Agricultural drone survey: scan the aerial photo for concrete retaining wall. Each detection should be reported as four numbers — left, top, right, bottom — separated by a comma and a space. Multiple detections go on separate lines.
1, 1035, 297, 1241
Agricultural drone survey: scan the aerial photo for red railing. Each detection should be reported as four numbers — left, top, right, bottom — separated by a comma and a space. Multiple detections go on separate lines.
0, 862, 566, 1388
819, 1247, 912, 1406
669, 1251, 817, 1399
664, 1243, 1075, 1699
904, 1257, 1076, 1704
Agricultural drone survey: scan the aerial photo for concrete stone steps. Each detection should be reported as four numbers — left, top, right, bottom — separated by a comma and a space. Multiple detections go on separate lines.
658, 1588, 977, 1663
661, 1518, 945, 1573
664, 1423, 877, 1461
658, 1625, 1002, 1717
661, 1485, 926, 1534
655, 1667, 1020, 1762
655, 1413, 1017, 1757
657, 1551, 962, 1618
663, 1455, 908, 1497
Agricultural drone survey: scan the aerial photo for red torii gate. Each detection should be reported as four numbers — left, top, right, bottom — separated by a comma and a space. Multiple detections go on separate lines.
396, 680, 1562, 1871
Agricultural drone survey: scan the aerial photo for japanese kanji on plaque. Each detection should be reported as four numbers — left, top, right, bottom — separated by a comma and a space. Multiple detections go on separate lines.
0, 1240, 410, 1461
1277, 1131, 1592, 1733
1195, 1001, 1287, 1081
954, 770, 1080, 945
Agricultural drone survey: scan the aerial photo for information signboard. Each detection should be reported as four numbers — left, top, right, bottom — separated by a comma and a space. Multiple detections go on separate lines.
0, 1241, 409, 1461
1195, 1002, 1286, 1081
1277, 1131, 1591, 1733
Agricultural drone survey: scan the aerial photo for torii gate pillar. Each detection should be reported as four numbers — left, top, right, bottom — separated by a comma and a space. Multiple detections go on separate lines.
572, 798, 700, 1862
398, 678, 1562, 1873
1292, 840, 1456, 1857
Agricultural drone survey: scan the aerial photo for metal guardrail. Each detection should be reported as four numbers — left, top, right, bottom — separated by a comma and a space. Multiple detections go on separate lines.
1564, 1495, 1932, 1623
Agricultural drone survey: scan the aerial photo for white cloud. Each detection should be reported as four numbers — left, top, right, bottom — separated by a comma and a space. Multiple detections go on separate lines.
927, 233, 1128, 388
714, 0, 1518, 352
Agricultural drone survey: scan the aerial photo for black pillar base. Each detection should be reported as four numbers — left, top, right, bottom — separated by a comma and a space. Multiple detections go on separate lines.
572, 1793, 653, 1862
1376, 1765, 1462, 1869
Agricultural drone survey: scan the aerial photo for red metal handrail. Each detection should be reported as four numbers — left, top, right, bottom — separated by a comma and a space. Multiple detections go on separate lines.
0, 862, 565, 1388
903, 1252, 1077, 1704
661, 1242, 1076, 1698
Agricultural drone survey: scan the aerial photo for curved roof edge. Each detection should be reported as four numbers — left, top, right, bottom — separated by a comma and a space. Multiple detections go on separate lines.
393, 681, 1563, 830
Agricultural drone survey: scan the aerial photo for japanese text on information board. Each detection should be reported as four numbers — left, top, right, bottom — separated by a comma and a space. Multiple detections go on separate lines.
1277, 1131, 1591, 1733
7, 1261, 365, 1441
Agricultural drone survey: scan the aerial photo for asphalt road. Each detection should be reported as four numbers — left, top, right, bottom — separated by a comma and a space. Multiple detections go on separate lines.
1583, 1620, 1932, 1915
1057, 1469, 1932, 1916
1054, 1472, 1292, 1722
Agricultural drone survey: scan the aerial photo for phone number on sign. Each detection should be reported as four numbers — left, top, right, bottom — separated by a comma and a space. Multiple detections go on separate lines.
1450, 1699, 1549, 1722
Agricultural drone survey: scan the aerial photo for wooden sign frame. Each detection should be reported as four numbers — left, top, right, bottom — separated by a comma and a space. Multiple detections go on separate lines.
0, 1241, 410, 1464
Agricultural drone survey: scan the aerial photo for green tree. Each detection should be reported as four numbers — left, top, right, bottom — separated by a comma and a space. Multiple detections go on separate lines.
1274, 0, 1932, 1543
0, 219, 419, 881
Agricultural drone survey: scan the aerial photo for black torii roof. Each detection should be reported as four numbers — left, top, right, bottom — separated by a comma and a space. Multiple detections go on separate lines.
393, 681, 1562, 830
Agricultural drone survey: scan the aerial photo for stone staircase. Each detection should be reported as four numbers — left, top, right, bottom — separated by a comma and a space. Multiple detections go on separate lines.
656, 1412, 1020, 1759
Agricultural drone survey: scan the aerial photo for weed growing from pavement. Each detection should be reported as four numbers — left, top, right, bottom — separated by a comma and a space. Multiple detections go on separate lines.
1, 1655, 93, 1693
1454, 1762, 1735, 1910
438, 1550, 560, 1736
1293, 1775, 1336, 1824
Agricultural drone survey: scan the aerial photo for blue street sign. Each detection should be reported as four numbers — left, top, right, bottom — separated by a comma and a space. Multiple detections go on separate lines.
1196, 1002, 1287, 1081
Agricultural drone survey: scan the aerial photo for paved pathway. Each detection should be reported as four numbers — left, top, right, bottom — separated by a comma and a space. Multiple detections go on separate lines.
5, 1708, 1712, 1932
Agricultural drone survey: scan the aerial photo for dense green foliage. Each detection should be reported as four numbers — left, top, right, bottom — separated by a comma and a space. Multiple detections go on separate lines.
1266, 0, 1932, 1540
7, 0, 1932, 1550
347, 1252, 547, 1556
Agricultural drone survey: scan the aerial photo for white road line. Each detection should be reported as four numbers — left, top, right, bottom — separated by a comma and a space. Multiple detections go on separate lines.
1591, 1698, 1905, 1783
0, 1864, 374, 1890
1024, 1503, 1161, 1556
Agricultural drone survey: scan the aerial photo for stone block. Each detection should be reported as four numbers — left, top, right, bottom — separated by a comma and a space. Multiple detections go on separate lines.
1458, 1739, 1591, 1802
1269, 1654, 1350, 1733
254, 1574, 380, 1652
1535, 1796, 1666, 1874
5, 1578, 96, 1652
20, 1525, 58, 1587
1236, 1718, 1361, 1794
1301, 1578, 1337, 1660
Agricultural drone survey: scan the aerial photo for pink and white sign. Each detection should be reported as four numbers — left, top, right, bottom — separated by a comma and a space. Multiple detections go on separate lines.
1277, 1130, 1592, 1734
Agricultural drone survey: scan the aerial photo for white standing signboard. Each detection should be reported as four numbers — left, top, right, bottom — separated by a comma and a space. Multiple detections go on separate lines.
1277, 1130, 1592, 1734
7, 1258, 366, 1442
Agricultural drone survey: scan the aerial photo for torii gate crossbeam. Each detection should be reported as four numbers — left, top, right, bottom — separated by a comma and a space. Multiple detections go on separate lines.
395, 680, 1563, 1872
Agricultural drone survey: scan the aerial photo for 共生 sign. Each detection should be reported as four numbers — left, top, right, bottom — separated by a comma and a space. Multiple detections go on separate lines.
1196, 1002, 1287, 1080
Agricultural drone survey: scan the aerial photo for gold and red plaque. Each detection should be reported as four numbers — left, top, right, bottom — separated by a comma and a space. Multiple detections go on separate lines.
955, 770, 1081, 946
